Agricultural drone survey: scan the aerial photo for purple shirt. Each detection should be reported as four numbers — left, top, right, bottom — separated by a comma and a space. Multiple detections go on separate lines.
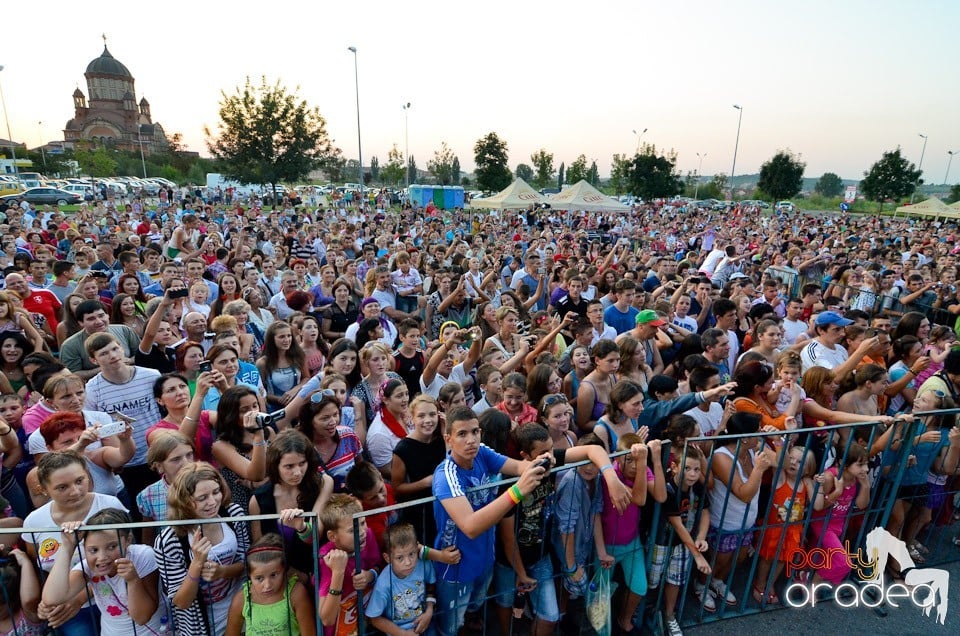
600, 463, 654, 546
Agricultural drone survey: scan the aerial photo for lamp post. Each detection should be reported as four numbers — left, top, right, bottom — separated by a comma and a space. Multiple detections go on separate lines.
911, 133, 928, 203
730, 104, 743, 199
945, 150, 955, 186
402, 102, 411, 188
37, 121, 47, 172
694, 152, 707, 200
0, 65, 20, 186
136, 124, 147, 179
631, 128, 647, 155
347, 46, 363, 202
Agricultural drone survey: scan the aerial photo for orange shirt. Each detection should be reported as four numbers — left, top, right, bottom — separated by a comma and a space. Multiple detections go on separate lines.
733, 396, 790, 431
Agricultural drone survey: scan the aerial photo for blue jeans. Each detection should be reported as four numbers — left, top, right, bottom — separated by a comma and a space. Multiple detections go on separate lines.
435, 568, 493, 636
55, 605, 100, 636
493, 557, 560, 622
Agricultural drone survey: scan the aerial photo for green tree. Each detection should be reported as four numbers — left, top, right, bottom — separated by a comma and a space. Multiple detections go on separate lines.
566, 154, 588, 184
515, 163, 534, 182
947, 184, 960, 204
557, 162, 565, 189
712, 172, 728, 193
381, 144, 405, 186
814, 172, 844, 197
205, 76, 337, 206
757, 150, 806, 201
860, 148, 922, 211
369, 156, 380, 182
75, 147, 118, 177
407, 155, 418, 185
321, 147, 347, 183
587, 161, 600, 186
626, 151, 682, 200
610, 154, 631, 195
473, 132, 512, 192
451, 157, 461, 185
26, 148, 76, 178
428, 141, 456, 185
530, 149, 554, 188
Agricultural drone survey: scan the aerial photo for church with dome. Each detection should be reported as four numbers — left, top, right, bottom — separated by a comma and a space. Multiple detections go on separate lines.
63, 40, 168, 153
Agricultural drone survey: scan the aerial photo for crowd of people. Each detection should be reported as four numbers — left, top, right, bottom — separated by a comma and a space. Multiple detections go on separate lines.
0, 188, 957, 636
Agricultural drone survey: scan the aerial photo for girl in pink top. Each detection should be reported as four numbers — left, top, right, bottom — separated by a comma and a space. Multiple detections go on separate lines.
595, 433, 666, 634
808, 444, 871, 584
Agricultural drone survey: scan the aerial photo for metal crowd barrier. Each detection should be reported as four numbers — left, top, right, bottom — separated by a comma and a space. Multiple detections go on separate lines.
2, 409, 958, 635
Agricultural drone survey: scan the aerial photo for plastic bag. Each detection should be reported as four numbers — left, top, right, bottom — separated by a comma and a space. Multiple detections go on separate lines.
585, 566, 617, 636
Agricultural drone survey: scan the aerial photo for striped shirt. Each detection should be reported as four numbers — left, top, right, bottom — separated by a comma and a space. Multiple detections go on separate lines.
84, 367, 162, 465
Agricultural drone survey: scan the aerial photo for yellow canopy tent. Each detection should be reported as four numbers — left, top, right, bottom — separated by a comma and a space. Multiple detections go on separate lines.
545, 180, 630, 212
467, 178, 547, 209
895, 197, 959, 218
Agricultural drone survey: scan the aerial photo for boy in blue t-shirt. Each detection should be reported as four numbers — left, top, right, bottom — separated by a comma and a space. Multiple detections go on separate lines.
431, 406, 551, 636
366, 523, 437, 635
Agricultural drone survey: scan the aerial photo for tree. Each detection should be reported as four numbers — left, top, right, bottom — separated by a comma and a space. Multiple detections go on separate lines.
407, 155, 418, 185
947, 184, 960, 205
473, 132, 511, 192
515, 163, 534, 182
860, 148, 921, 211
205, 76, 336, 206
75, 147, 117, 177
321, 147, 347, 183
530, 149, 554, 188
451, 156, 461, 185
428, 141, 456, 185
369, 156, 380, 182
557, 163, 565, 189
587, 161, 600, 186
610, 154, 631, 195
712, 172, 728, 193
814, 172, 844, 197
626, 151, 683, 200
757, 150, 806, 201
381, 144, 405, 186
566, 154, 588, 184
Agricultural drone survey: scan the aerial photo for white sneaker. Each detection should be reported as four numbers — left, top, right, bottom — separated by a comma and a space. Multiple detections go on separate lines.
665, 615, 684, 636
693, 581, 717, 612
710, 578, 737, 605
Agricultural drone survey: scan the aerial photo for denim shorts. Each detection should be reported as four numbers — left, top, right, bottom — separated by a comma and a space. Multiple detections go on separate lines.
493, 556, 560, 622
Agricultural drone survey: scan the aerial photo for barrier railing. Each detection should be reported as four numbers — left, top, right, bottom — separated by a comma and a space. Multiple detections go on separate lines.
1, 410, 958, 635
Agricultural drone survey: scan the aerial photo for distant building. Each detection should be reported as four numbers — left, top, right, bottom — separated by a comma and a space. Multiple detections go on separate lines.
63, 41, 167, 154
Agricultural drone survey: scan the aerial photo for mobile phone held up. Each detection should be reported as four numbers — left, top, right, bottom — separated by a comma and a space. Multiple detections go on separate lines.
199, 361, 213, 374
98, 421, 126, 439
168, 288, 189, 299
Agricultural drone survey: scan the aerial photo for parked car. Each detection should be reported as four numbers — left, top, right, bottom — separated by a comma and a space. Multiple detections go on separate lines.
0, 187, 82, 205
776, 201, 796, 213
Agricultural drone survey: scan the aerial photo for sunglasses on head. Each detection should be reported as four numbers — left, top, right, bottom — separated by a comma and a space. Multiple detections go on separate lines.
310, 388, 337, 403
540, 393, 568, 413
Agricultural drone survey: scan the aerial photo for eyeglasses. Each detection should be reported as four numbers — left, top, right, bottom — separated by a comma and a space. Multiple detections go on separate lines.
540, 393, 568, 413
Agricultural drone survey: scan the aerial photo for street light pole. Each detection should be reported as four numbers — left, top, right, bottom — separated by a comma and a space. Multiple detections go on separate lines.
911, 133, 928, 203
136, 124, 147, 179
0, 65, 20, 186
37, 121, 47, 172
347, 47, 363, 203
945, 150, 955, 186
631, 128, 647, 155
730, 104, 743, 199
402, 102, 411, 189
694, 152, 707, 200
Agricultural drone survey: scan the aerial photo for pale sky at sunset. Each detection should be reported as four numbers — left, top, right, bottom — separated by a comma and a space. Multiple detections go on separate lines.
3, 0, 957, 182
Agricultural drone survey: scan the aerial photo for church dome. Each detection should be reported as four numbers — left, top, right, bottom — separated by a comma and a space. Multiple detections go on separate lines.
85, 45, 132, 78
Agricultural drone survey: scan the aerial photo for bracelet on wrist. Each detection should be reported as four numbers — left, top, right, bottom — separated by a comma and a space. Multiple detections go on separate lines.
507, 484, 524, 505
328, 588, 342, 596
600, 463, 614, 475
425, 596, 437, 605
253, 440, 269, 447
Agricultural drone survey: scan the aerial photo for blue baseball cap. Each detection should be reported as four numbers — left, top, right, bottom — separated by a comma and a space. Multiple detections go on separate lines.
815, 311, 853, 327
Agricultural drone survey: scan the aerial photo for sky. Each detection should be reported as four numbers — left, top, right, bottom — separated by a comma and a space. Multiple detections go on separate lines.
2, 0, 958, 182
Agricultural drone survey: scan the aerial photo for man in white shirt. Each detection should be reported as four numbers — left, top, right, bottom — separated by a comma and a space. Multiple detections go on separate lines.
586, 299, 617, 344
801, 311, 879, 381
683, 366, 727, 436
781, 298, 807, 345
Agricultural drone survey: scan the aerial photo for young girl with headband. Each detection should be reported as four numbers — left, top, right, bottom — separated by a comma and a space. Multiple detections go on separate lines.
224, 533, 316, 636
